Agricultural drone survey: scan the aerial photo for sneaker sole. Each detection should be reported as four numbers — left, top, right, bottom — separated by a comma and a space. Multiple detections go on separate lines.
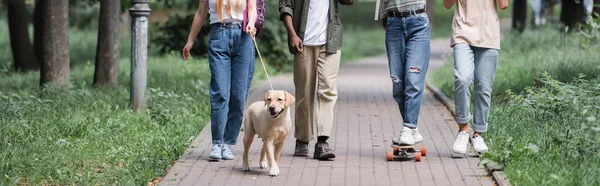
314, 152, 336, 160
451, 149, 467, 155
293, 150, 309, 157
209, 155, 222, 160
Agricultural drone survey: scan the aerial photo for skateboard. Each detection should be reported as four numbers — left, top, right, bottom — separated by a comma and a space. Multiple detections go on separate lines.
387, 142, 427, 162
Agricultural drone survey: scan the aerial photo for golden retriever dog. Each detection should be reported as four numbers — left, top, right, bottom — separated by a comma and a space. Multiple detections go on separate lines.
242, 90, 295, 177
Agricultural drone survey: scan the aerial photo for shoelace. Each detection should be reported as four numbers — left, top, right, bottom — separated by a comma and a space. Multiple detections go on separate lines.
222, 144, 232, 154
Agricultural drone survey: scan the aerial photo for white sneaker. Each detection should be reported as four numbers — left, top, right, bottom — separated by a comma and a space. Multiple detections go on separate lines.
393, 126, 415, 145
209, 144, 222, 159
412, 128, 423, 144
452, 131, 469, 154
221, 144, 235, 160
471, 135, 489, 153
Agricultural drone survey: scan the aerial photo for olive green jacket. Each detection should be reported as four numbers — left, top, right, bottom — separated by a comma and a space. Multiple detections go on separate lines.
279, 0, 352, 54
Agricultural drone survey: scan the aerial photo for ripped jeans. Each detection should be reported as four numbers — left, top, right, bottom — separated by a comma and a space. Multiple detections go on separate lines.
385, 12, 431, 128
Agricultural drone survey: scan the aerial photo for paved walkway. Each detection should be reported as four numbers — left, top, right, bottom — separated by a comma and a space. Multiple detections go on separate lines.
158, 37, 495, 186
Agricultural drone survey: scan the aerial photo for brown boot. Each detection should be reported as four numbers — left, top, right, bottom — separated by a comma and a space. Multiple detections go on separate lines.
314, 141, 336, 160
294, 139, 309, 157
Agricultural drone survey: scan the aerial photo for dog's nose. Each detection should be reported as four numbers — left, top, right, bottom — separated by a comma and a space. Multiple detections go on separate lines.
269, 107, 275, 112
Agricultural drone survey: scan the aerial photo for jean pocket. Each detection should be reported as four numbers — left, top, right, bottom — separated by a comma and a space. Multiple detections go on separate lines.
415, 13, 428, 21
209, 27, 222, 40
386, 17, 393, 26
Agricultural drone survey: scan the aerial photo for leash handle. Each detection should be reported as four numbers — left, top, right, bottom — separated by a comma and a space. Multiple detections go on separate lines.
251, 35, 274, 91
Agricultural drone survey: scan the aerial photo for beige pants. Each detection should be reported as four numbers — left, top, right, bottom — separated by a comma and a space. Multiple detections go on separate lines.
293, 45, 341, 142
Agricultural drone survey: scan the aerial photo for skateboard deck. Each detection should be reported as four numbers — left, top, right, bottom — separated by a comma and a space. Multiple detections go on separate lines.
387, 142, 427, 162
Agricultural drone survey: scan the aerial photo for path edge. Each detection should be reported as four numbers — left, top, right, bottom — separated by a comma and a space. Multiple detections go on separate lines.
424, 80, 511, 186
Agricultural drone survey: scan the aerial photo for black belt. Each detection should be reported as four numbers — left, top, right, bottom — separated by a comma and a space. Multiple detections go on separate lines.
211, 22, 242, 28
388, 9, 426, 18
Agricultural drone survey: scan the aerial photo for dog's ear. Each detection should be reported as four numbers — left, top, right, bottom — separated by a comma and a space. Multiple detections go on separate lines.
264, 90, 271, 103
284, 91, 295, 107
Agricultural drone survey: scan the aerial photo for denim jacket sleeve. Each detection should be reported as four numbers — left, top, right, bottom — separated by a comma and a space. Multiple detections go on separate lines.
279, 0, 294, 20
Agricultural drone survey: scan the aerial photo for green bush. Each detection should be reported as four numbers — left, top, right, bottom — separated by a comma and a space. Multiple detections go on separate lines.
483, 74, 600, 186
150, 1, 292, 71
150, 12, 211, 58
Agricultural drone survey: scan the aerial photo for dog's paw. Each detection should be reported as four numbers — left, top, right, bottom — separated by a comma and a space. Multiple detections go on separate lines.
243, 166, 252, 172
259, 161, 268, 169
268, 167, 280, 177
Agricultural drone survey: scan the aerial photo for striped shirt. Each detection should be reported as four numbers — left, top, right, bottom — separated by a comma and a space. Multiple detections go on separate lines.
375, 0, 426, 20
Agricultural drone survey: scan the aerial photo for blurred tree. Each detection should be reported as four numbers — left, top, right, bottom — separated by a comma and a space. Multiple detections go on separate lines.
40, 0, 70, 86
93, 0, 120, 86
6, 0, 39, 71
512, 0, 527, 32
34, 0, 46, 66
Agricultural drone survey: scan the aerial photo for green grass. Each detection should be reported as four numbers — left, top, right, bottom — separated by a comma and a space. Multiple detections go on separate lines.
0, 55, 211, 185
341, 28, 386, 62
485, 75, 600, 186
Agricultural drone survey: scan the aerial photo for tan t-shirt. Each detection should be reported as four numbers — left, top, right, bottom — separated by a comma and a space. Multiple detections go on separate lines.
450, 0, 501, 50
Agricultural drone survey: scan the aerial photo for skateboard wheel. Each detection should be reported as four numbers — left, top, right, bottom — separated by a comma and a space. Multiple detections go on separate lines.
415, 152, 422, 162
393, 148, 400, 155
387, 152, 394, 161
420, 147, 427, 157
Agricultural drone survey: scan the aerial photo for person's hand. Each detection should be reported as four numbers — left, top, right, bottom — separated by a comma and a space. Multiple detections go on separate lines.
381, 17, 387, 30
288, 34, 303, 54
246, 24, 257, 35
182, 42, 193, 60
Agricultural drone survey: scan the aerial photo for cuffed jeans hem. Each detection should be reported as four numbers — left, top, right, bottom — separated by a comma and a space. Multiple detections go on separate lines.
403, 123, 417, 129
455, 116, 470, 124
212, 140, 223, 145
224, 141, 237, 145
472, 124, 488, 133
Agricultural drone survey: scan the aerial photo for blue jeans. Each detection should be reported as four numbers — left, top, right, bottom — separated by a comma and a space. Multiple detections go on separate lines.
208, 23, 255, 145
385, 12, 431, 128
452, 43, 498, 133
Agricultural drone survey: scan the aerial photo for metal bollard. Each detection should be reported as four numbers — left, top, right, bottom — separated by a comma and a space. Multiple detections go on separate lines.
129, 0, 151, 111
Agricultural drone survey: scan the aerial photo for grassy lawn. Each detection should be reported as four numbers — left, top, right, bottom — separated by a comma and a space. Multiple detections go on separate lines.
430, 27, 600, 185
0, 55, 212, 185
486, 75, 600, 185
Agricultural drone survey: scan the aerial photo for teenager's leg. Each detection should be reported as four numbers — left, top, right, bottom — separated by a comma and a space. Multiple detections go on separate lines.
224, 28, 255, 146
472, 47, 499, 135
315, 46, 340, 138
293, 46, 319, 143
402, 13, 430, 128
451, 43, 475, 154
208, 25, 232, 145
453, 43, 475, 130
385, 16, 408, 122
